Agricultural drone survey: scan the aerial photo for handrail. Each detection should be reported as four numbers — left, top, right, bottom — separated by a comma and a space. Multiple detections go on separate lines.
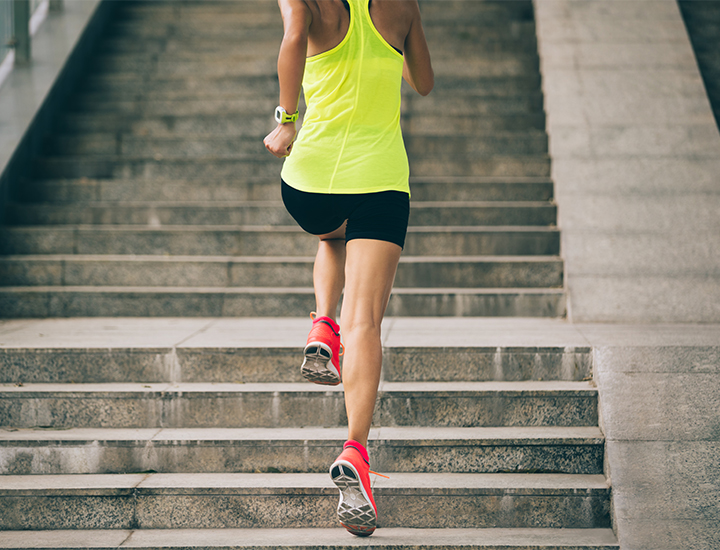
1, 0, 61, 69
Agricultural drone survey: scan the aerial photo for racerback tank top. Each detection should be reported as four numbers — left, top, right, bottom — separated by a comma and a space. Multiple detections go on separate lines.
280, 0, 410, 195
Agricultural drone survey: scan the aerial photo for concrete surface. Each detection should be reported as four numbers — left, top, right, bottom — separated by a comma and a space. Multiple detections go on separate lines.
0, 527, 620, 548
1, 317, 717, 547
534, 0, 720, 323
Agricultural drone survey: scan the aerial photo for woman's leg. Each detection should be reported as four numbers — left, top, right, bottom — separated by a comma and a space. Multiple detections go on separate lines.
340, 238, 402, 447
312, 222, 347, 320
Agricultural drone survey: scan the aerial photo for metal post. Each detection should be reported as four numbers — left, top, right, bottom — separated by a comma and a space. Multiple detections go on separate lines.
49, 0, 63, 12
12, 0, 31, 64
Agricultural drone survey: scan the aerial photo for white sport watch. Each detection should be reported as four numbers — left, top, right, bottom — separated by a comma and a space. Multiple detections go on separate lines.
275, 106, 299, 124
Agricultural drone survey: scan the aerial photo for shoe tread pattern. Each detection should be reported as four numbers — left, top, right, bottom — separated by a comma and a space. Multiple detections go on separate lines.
301, 343, 341, 386
331, 463, 376, 537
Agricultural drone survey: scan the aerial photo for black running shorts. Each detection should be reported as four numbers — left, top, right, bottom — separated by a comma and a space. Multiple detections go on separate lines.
281, 180, 410, 249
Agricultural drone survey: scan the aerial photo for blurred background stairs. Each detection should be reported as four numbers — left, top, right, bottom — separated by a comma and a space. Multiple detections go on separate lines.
0, 0, 564, 319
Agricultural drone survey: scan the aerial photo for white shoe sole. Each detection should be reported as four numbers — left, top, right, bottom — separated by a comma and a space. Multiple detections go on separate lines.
301, 341, 341, 385
330, 459, 377, 536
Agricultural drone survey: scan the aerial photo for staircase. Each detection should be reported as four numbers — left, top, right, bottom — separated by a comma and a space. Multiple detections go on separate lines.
0, 0, 564, 318
679, 0, 720, 130
0, 1, 617, 548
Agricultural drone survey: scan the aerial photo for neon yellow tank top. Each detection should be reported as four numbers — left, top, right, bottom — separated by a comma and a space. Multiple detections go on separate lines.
280, 0, 409, 195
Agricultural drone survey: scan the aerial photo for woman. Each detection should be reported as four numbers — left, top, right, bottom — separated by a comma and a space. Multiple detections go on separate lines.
264, 0, 433, 536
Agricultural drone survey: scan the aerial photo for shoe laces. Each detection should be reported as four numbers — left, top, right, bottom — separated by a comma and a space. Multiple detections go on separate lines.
369, 470, 389, 479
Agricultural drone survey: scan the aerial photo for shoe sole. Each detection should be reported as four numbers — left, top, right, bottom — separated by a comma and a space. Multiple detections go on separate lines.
302, 341, 341, 386
330, 460, 377, 537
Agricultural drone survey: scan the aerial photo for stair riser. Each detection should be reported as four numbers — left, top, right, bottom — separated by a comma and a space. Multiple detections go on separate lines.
0, 348, 592, 384
73, 85, 542, 103
0, 229, 561, 256
0, 259, 564, 289
406, 114, 546, 135
31, 158, 282, 181
31, 157, 550, 180
0, 392, 596, 429
85, 59, 536, 80
0, 290, 566, 318
0, 442, 603, 475
7, 205, 557, 227
48, 133, 547, 157
17, 180, 554, 203
57, 114, 274, 136
0, 491, 611, 530
56, 113, 544, 136
80, 74, 541, 96
100, 37, 539, 57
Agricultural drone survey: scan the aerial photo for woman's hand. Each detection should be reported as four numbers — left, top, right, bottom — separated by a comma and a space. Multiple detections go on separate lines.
264, 122, 297, 158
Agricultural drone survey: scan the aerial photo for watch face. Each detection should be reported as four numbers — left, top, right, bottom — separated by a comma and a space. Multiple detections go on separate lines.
274, 107, 283, 123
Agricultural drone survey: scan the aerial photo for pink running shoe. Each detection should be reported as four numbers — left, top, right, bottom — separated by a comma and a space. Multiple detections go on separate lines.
330, 440, 378, 536
302, 312, 343, 386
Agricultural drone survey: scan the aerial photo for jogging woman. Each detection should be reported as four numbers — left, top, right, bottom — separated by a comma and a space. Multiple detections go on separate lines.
264, 0, 433, 536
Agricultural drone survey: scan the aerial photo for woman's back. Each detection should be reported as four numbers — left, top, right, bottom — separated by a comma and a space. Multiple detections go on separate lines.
281, 0, 410, 194
304, 0, 414, 57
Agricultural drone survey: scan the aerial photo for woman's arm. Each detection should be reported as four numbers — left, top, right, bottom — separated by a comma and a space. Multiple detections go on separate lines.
402, 1, 433, 96
264, 0, 312, 158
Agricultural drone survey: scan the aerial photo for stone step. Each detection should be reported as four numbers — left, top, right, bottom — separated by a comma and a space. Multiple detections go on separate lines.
72, 84, 543, 105
0, 254, 563, 289
0, 345, 592, 385
85, 55, 537, 80
66, 94, 544, 118
0, 226, 561, 256
16, 177, 554, 203
100, 31, 538, 55
29, 154, 550, 179
45, 131, 547, 158
0, 286, 566, 318
79, 73, 541, 96
0, 381, 596, 429
0, 527, 621, 549
57, 111, 546, 136
0, 426, 604, 475
6, 201, 556, 227
0, 472, 611, 530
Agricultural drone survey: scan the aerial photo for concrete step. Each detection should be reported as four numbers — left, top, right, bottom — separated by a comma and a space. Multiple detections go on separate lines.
29, 155, 550, 181
31, 156, 283, 180
0, 472, 611, 530
16, 177, 554, 203
0, 345, 592, 385
100, 31, 539, 55
46, 132, 547, 158
73, 85, 543, 105
80, 73, 541, 96
0, 286, 566, 318
409, 156, 550, 178
6, 201, 557, 227
405, 113, 546, 135
0, 527, 621, 549
66, 94, 543, 118
0, 254, 563, 289
81, 73, 280, 96
55, 111, 545, 136
0, 426, 604, 475
0, 226, 561, 256
0, 381, 596, 429
84, 55, 537, 80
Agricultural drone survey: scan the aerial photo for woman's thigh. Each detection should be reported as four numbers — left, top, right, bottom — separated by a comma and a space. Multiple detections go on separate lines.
341, 239, 402, 330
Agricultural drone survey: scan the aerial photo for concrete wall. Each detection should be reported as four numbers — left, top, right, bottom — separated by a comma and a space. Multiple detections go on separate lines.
0, 0, 116, 225
534, 0, 720, 323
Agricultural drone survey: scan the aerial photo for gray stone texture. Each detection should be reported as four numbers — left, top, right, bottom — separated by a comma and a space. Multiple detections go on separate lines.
534, 0, 720, 323
593, 345, 720, 549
